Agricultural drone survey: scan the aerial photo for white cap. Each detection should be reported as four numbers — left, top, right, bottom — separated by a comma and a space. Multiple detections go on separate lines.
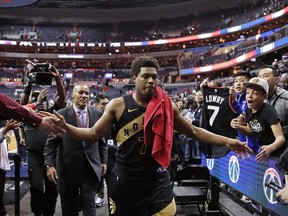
243, 77, 269, 94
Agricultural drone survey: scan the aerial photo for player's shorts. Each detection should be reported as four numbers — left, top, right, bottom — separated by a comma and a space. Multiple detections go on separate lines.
108, 168, 176, 216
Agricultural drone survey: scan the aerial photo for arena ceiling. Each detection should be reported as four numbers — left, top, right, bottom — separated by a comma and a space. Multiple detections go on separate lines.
0, 0, 237, 9
30, 0, 194, 9
0, 0, 255, 25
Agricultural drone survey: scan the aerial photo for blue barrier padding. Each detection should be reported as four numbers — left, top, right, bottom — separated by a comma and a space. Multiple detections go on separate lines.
202, 152, 288, 216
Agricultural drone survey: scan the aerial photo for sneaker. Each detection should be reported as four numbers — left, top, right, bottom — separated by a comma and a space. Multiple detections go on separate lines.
95, 197, 104, 207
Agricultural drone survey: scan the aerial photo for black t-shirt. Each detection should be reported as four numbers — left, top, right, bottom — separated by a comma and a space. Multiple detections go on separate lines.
246, 103, 279, 146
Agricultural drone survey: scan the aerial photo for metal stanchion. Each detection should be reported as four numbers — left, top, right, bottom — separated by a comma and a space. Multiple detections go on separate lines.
14, 153, 21, 216
207, 176, 220, 216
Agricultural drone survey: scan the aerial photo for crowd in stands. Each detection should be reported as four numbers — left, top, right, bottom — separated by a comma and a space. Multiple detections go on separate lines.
1, 1, 288, 215
0, 0, 287, 102
0, 21, 286, 77
2, 53, 288, 102
177, 24, 288, 70
1, 0, 287, 45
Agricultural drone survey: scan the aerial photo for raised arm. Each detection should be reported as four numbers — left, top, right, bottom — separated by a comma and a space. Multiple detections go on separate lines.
0, 93, 40, 124
20, 82, 32, 105
256, 121, 285, 162
51, 65, 66, 108
0, 94, 65, 135
269, 122, 286, 151
230, 114, 253, 136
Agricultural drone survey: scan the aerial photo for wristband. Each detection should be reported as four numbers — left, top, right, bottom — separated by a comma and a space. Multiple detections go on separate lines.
34, 102, 39, 108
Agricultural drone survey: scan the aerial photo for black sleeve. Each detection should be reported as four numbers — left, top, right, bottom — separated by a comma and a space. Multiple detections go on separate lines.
264, 105, 280, 126
44, 135, 61, 168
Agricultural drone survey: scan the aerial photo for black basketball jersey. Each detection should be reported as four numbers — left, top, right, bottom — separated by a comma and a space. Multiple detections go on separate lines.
201, 86, 237, 158
113, 94, 159, 179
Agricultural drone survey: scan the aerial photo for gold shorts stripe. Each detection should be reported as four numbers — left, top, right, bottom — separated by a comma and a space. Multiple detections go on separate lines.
152, 198, 176, 216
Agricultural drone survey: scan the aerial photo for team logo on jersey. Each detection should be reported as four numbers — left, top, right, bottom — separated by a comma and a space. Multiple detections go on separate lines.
251, 78, 260, 83
228, 155, 240, 183
206, 159, 215, 170
263, 168, 282, 204
249, 119, 264, 132
109, 197, 116, 214
128, 108, 139, 113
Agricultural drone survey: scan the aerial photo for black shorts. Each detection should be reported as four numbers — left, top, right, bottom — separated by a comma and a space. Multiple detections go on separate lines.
109, 169, 174, 216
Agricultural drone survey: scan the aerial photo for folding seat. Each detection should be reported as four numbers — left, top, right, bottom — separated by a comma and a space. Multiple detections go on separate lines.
172, 165, 210, 215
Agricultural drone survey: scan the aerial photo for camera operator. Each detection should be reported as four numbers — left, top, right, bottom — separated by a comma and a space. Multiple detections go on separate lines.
21, 62, 64, 104
20, 63, 66, 216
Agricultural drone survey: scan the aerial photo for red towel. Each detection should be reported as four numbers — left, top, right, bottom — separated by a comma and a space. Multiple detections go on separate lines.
144, 85, 174, 169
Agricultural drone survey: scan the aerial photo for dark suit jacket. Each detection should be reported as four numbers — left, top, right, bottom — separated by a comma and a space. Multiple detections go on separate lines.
44, 106, 108, 184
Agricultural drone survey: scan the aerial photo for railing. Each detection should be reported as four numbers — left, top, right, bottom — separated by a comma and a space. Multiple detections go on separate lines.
202, 152, 288, 216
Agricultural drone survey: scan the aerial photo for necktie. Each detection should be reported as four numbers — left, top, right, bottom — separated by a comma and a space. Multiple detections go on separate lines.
78, 110, 86, 127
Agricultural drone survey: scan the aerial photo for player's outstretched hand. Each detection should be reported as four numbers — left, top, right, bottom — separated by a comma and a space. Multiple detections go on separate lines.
39, 110, 67, 130
38, 116, 66, 137
226, 138, 253, 159
38, 111, 66, 136
52, 110, 68, 130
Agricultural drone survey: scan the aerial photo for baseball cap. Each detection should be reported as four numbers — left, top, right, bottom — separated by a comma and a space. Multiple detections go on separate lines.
243, 77, 269, 94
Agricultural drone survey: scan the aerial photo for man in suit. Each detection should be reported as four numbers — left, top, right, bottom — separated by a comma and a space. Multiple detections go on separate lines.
44, 84, 108, 216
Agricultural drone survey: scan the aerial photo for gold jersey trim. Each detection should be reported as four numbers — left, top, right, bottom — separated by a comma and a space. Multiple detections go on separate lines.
116, 112, 145, 147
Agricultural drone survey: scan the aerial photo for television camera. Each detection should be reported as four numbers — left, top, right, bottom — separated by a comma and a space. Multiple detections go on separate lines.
24, 59, 53, 85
